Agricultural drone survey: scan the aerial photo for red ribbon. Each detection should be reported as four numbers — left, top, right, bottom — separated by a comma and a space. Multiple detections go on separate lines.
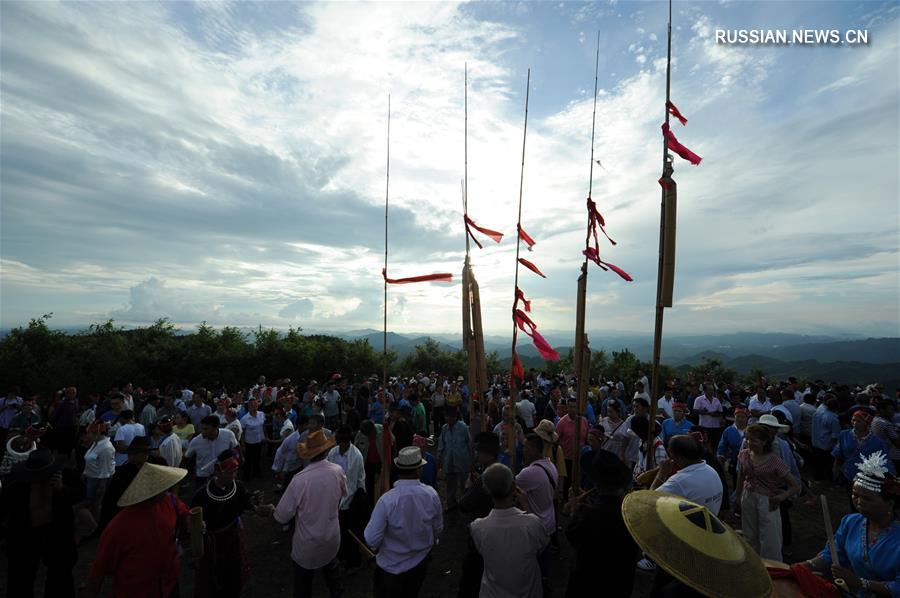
515, 287, 531, 312
658, 177, 671, 190
514, 309, 560, 361
662, 123, 702, 165
517, 225, 536, 249
583, 248, 633, 281
464, 215, 503, 249
666, 100, 688, 126
382, 268, 453, 284
518, 258, 545, 278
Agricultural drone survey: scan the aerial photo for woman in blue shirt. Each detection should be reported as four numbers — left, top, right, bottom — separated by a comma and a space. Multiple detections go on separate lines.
833, 412, 895, 488
802, 452, 899, 597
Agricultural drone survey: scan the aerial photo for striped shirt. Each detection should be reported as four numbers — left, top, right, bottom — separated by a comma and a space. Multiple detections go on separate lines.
738, 449, 790, 497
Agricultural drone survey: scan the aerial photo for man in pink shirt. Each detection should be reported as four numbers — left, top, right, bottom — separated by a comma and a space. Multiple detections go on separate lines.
274, 429, 347, 598
516, 433, 559, 596
693, 385, 724, 452
554, 398, 588, 500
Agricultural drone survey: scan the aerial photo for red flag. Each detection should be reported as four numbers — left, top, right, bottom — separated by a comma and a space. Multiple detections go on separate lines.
518, 258, 546, 278
511, 349, 524, 381
515, 287, 531, 312
583, 248, 633, 281
517, 225, 536, 249
464, 215, 503, 247
662, 123, 702, 165
382, 268, 453, 284
666, 100, 688, 126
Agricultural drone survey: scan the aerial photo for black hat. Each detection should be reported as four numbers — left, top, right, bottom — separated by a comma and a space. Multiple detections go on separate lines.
125, 435, 152, 454
474, 432, 500, 455
20, 448, 67, 479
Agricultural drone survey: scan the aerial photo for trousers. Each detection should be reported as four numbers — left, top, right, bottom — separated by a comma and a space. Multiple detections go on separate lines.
374, 555, 430, 598
741, 489, 783, 560
292, 558, 342, 598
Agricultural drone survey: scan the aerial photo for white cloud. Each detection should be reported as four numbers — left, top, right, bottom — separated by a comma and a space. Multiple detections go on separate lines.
1, 1, 897, 339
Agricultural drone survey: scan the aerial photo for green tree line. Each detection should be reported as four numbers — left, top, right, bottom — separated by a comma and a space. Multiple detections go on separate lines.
0, 316, 508, 396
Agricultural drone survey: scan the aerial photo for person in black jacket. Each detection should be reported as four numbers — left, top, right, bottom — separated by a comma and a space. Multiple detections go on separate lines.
565, 449, 638, 598
1, 448, 85, 598
457, 432, 501, 598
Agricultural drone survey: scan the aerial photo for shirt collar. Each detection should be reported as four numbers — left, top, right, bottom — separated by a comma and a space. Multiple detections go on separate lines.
490, 506, 524, 516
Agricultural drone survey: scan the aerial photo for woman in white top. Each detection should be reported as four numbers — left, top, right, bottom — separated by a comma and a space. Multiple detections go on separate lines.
239, 399, 266, 480
82, 420, 116, 521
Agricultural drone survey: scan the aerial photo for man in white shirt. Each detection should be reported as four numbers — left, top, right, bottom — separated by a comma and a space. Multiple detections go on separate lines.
113, 411, 146, 468
185, 415, 238, 487
651, 435, 723, 515
365, 446, 442, 597
155, 416, 183, 468
321, 381, 341, 431
327, 425, 366, 567
748, 385, 773, 423
471, 463, 548, 598
632, 381, 651, 405
516, 392, 537, 431
657, 387, 677, 419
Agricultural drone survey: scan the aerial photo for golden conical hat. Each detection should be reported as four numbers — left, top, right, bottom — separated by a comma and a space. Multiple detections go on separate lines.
622, 491, 772, 598
117, 463, 187, 507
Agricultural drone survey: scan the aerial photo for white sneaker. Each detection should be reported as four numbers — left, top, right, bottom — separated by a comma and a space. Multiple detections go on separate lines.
637, 558, 657, 571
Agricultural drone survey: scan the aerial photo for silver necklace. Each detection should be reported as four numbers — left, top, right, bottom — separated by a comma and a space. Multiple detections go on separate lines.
206, 480, 237, 502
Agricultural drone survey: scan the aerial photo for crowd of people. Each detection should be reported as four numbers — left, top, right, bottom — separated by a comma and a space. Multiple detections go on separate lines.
0, 370, 897, 597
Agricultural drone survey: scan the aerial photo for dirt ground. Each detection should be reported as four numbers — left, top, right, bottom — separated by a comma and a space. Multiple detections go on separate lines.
1, 453, 852, 598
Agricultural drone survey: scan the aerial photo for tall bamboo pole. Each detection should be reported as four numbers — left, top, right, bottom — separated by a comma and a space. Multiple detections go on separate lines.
572, 31, 602, 490
383, 95, 391, 395
648, 0, 674, 468
508, 69, 531, 471
380, 95, 392, 496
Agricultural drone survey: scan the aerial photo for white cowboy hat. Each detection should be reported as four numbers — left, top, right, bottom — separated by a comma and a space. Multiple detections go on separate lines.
757, 414, 788, 430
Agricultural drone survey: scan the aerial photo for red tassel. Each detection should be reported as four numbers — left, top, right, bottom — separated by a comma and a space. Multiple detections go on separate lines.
666, 100, 688, 126
382, 268, 453, 284
518, 258, 546, 278
517, 225, 536, 248
662, 123, 702, 165
515, 287, 531, 312
513, 309, 560, 361
583, 248, 633, 281
464, 215, 503, 245
599, 260, 633, 282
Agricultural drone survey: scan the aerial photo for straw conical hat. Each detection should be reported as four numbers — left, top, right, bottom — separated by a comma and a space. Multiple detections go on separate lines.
622, 491, 772, 598
117, 463, 187, 507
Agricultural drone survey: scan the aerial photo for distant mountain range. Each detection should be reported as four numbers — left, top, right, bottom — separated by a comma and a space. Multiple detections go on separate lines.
332, 329, 899, 388
334, 329, 898, 364
4, 325, 896, 388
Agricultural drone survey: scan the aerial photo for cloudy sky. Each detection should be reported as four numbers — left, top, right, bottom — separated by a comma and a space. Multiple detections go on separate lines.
2, 1, 898, 338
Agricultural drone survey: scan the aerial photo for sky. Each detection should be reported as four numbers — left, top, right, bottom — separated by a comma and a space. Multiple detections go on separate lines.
1, 1, 898, 338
